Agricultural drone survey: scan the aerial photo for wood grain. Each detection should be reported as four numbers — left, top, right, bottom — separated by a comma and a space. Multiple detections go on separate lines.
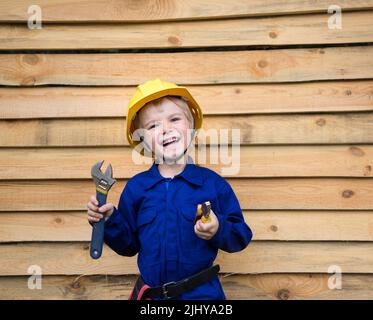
1, 47, 373, 86
1, 112, 373, 147
2, 11, 373, 49
1, 178, 372, 212
1, 0, 373, 22
0, 241, 372, 275
1, 81, 372, 119
0, 273, 372, 300
0, 145, 372, 179
1, 210, 372, 242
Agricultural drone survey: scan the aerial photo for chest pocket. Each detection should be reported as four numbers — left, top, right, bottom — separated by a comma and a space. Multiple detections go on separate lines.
178, 204, 216, 263
137, 209, 157, 227
136, 208, 160, 260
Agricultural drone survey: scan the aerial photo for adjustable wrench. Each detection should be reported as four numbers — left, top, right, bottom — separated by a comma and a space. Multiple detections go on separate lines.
90, 160, 116, 259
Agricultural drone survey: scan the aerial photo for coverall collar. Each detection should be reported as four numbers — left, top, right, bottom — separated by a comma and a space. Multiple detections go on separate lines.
145, 155, 203, 190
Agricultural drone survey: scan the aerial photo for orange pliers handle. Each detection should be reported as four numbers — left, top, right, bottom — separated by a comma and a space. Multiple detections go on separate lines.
194, 201, 211, 224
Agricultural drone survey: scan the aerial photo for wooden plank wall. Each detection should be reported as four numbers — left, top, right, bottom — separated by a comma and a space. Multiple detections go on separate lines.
0, 0, 373, 299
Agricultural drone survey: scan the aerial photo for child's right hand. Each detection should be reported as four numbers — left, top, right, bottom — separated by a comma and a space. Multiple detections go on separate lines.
87, 195, 114, 225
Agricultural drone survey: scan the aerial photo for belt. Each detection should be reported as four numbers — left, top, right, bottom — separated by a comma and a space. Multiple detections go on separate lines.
142, 264, 220, 300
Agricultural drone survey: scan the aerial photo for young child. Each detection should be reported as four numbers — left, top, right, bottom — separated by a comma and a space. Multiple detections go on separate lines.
87, 78, 253, 300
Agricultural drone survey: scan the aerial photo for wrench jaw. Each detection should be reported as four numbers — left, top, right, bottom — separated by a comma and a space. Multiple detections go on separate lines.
91, 160, 116, 193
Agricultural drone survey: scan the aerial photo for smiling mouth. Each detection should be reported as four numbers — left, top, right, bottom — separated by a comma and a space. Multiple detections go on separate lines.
162, 136, 180, 147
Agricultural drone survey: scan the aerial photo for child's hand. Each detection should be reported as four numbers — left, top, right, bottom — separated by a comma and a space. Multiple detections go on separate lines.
87, 195, 114, 225
194, 209, 219, 240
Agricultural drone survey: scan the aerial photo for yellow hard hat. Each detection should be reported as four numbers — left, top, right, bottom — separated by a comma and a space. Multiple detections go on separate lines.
126, 78, 203, 151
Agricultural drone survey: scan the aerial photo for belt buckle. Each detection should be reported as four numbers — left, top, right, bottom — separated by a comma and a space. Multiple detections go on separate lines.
162, 281, 177, 300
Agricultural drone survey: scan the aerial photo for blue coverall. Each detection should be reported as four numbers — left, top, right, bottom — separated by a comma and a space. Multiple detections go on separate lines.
104, 156, 253, 299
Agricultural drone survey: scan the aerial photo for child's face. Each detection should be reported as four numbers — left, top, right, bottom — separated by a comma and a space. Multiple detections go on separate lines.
138, 98, 193, 162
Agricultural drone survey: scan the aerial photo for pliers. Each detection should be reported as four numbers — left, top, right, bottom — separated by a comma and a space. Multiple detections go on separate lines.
90, 160, 116, 259
194, 201, 212, 224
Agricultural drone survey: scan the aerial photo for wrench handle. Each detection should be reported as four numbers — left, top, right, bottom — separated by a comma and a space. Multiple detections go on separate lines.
90, 190, 107, 259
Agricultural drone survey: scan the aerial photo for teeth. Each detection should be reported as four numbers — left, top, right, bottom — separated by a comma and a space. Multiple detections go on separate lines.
163, 137, 178, 146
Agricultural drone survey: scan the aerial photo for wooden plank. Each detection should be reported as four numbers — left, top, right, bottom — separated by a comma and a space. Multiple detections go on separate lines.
1, 112, 373, 147
2, 11, 373, 49
1, 47, 373, 86
0, 241, 372, 275
222, 273, 373, 300
0, 211, 90, 242
0, 178, 372, 211
248, 211, 373, 241
0, 273, 372, 300
0, 275, 136, 300
218, 241, 373, 273
1, 145, 373, 180
231, 178, 373, 210
1, 210, 373, 242
1, 81, 373, 119
1, 0, 373, 22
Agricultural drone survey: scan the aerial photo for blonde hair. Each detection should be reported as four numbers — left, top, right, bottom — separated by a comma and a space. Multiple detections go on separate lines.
132, 95, 194, 131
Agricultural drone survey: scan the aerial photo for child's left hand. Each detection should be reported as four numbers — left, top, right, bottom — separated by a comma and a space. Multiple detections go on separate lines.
194, 209, 219, 240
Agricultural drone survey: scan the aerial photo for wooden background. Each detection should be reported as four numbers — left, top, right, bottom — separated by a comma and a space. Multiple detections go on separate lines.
0, 0, 373, 299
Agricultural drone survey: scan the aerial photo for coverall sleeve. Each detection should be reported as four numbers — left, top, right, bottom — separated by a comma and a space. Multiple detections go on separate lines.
103, 183, 140, 256
209, 180, 253, 253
